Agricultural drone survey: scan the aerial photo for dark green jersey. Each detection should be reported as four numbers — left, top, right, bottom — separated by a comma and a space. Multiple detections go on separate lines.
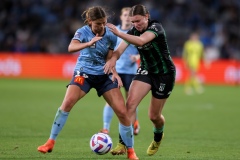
127, 20, 175, 74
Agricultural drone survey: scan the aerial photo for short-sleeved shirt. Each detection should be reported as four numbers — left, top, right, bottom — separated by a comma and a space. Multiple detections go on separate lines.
72, 25, 117, 75
68, 26, 118, 96
127, 20, 175, 75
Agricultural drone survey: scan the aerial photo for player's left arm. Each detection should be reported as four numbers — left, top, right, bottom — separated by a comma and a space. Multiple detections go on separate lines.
117, 30, 155, 47
107, 23, 156, 47
68, 33, 102, 53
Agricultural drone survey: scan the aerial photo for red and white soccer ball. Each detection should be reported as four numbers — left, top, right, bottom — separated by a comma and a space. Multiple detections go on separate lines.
90, 133, 113, 155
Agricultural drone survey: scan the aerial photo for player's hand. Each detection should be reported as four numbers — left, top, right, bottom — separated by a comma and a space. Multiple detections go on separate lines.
112, 73, 123, 88
104, 58, 117, 74
106, 23, 120, 36
88, 34, 102, 46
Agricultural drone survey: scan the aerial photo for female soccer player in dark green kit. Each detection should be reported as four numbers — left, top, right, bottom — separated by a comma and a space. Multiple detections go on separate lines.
105, 4, 176, 157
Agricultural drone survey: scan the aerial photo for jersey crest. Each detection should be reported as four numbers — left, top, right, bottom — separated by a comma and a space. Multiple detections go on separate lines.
74, 32, 81, 39
148, 24, 159, 32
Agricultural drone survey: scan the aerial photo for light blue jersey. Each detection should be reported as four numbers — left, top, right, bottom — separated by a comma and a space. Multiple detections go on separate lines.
72, 25, 117, 75
115, 25, 139, 74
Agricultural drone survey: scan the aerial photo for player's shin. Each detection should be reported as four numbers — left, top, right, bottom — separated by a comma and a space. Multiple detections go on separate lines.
50, 108, 69, 140
119, 123, 134, 148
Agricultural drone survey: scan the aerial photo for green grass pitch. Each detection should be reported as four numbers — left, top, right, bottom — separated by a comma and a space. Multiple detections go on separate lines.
0, 78, 239, 159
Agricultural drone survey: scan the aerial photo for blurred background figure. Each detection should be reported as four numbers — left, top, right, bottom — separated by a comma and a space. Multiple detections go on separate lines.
182, 32, 204, 95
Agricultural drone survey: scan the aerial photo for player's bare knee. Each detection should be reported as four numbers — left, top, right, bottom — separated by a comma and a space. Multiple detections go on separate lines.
149, 114, 161, 123
115, 109, 127, 120
126, 100, 137, 111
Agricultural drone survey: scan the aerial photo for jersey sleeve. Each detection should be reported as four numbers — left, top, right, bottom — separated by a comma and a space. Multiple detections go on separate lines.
147, 22, 165, 37
72, 28, 85, 42
126, 28, 134, 36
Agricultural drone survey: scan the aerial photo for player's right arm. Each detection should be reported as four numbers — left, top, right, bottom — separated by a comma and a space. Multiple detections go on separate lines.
68, 34, 102, 53
113, 40, 129, 60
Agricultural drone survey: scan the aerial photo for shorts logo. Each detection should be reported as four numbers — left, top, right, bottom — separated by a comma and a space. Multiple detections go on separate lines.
74, 76, 85, 85
159, 83, 166, 92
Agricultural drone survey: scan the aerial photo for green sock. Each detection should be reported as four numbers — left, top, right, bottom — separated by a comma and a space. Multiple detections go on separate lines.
153, 126, 164, 142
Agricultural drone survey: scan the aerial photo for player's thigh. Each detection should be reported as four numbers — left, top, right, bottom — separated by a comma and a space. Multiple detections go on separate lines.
103, 88, 126, 115
62, 71, 91, 109
127, 79, 151, 110
61, 85, 87, 111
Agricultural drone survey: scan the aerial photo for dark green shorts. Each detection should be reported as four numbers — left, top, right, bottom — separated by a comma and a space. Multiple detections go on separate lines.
133, 72, 175, 99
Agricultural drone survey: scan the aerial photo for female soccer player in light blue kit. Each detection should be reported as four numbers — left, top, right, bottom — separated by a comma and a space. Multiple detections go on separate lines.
37, 6, 138, 160
100, 7, 140, 136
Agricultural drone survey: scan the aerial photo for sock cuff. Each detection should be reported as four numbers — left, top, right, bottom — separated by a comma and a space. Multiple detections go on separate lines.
105, 104, 111, 108
119, 123, 132, 129
58, 108, 69, 116
153, 126, 164, 133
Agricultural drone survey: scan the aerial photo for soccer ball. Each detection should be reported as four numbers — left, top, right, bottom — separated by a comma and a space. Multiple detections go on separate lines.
90, 133, 113, 155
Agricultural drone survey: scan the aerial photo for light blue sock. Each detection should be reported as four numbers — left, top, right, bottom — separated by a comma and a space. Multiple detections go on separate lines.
119, 123, 133, 148
136, 107, 138, 120
49, 108, 69, 140
103, 105, 113, 131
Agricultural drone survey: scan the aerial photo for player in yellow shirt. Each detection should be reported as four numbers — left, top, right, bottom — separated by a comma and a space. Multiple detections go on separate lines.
182, 32, 204, 95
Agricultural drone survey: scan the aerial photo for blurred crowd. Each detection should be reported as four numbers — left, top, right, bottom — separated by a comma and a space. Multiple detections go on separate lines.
0, 0, 239, 59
